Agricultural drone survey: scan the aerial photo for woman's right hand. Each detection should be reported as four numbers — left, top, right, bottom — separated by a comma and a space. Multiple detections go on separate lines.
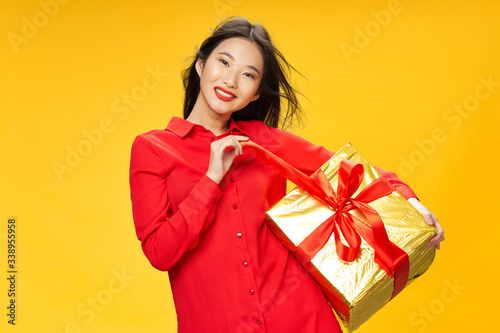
205, 135, 249, 184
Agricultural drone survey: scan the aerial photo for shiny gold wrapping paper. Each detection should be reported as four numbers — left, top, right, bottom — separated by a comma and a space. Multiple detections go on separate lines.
266, 143, 437, 332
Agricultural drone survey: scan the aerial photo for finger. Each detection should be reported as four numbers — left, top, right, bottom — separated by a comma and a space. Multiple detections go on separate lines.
218, 135, 248, 142
229, 136, 246, 155
226, 148, 238, 161
233, 136, 248, 155
423, 213, 435, 226
423, 211, 440, 229
428, 238, 440, 250
215, 135, 248, 147
428, 236, 443, 249
427, 231, 444, 249
226, 137, 243, 155
229, 141, 242, 156
218, 137, 238, 152
232, 135, 249, 142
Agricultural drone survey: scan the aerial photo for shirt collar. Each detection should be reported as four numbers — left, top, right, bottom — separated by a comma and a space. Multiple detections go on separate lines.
166, 116, 248, 138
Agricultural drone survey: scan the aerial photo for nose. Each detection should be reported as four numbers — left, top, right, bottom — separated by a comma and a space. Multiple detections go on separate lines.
222, 69, 238, 89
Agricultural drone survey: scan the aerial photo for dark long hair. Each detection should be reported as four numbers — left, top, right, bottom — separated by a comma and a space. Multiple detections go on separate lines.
182, 17, 303, 129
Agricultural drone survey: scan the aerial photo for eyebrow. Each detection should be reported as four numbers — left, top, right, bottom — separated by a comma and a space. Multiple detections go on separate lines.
218, 52, 261, 74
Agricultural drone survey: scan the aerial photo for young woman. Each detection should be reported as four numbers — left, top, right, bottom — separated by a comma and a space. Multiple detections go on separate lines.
129, 17, 444, 333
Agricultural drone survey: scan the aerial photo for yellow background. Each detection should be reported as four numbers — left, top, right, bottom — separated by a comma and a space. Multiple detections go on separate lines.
1, 0, 498, 332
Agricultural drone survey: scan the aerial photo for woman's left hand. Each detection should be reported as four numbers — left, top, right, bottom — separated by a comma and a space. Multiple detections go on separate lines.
408, 198, 445, 249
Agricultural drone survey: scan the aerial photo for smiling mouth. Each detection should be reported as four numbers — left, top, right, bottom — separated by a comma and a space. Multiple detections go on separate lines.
215, 87, 236, 101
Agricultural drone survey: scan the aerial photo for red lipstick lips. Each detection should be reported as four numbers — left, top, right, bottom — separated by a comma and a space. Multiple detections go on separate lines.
214, 87, 236, 102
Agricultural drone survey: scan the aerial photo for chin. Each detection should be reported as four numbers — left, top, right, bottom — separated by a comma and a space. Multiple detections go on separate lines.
210, 103, 240, 116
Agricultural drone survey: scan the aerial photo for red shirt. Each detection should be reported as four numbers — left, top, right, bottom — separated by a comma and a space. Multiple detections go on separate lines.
129, 117, 417, 333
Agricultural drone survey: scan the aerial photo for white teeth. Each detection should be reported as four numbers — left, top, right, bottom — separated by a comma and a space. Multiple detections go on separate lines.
216, 88, 235, 98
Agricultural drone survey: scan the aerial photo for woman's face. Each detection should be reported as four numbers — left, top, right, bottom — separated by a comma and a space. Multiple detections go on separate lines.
195, 37, 264, 118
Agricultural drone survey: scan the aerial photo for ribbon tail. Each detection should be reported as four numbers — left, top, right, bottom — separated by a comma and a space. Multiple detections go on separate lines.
295, 214, 337, 266
333, 221, 361, 263
389, 243, 410, 299
351, 203, 395, 275
337, 213, 362, 261
349, 207, 410, 298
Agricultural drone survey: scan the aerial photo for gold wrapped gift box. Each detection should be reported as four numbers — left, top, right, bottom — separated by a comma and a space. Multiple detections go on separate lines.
265, 143, 437, 332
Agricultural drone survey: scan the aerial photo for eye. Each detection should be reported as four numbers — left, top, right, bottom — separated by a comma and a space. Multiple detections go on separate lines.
243, 72, 255, 79
219, 59, 229, 66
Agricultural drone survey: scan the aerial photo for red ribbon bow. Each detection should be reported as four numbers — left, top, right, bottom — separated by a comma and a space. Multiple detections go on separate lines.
297, 159, 410, 299
242, 141, 410, 299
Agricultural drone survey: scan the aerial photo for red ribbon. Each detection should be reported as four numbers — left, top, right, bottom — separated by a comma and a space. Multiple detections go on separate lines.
241, 141, 410, 299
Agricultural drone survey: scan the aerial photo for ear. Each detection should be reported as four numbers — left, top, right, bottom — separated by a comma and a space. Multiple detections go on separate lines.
195, 58, 204, 78
250, 93, 260, 102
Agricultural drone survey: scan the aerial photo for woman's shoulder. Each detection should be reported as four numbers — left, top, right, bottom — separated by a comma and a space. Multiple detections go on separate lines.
134, 128, 170, 138
132, 128, 171, 147
133, 116, 186, 146
131, 124, 187, 161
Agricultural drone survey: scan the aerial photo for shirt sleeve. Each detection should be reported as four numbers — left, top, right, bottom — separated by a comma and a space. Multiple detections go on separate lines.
129, 134, 223, 271
268, 127, 418, 200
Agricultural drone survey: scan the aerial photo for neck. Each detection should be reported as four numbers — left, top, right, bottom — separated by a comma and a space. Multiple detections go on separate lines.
187, 105, 231, 136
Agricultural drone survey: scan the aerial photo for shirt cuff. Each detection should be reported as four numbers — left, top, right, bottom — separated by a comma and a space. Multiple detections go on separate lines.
397, 187, 419, 201
190, 175, 224, 207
